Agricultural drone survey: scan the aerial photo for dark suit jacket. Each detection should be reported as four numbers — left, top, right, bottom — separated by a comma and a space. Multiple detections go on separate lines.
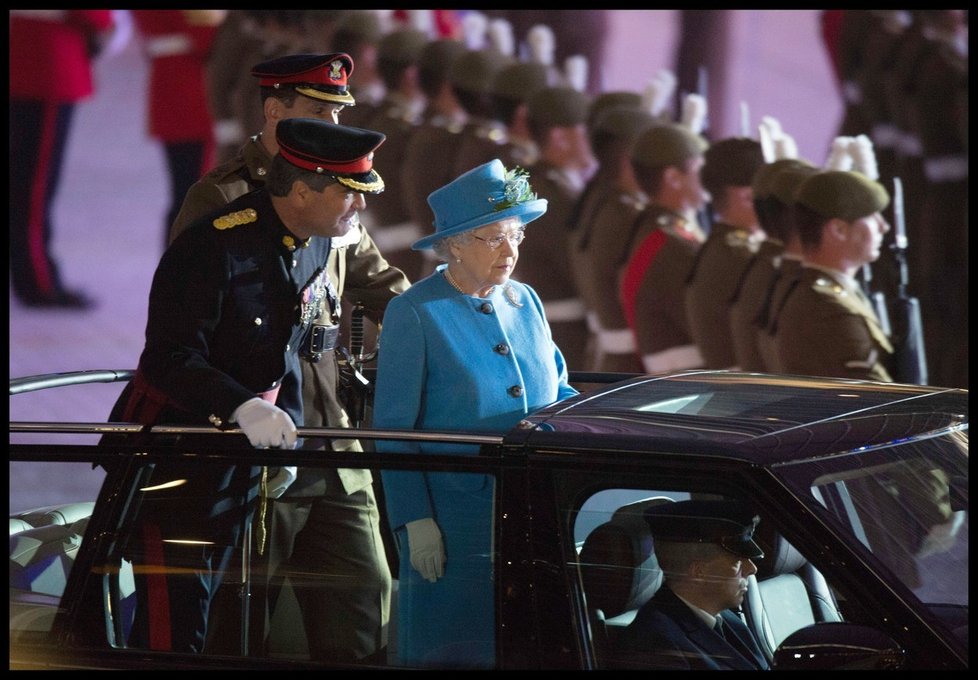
612, 585, 769, 670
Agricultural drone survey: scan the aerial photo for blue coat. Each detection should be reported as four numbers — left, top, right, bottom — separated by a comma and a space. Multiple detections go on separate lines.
373, 265, 577, 667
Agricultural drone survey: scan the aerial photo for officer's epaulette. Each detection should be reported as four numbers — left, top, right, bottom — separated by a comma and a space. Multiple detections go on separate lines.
812, 277, 847, 298
213, 208, 258, 230
724, 228, 751, 248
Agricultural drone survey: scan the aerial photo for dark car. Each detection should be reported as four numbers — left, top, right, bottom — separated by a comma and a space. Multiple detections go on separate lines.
9, 369, 968, 670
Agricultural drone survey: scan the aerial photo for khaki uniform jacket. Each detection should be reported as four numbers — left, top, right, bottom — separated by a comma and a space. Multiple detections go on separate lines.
519, 159, 590, 371
684, 222, 759, 369
358, 93, 427, 282
401, 111, 465, 281
571, 185, 647, 372
169, 136, 410, 494
620, 207, 705, 373
729, 238, 784, 372
452, 118, 510, 177
759, 255, 803, 372
772, 266, 894, 382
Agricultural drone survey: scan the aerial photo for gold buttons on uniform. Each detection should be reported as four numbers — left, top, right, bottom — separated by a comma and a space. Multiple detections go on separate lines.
254, 317, 262, 325
208, 414, 223, 427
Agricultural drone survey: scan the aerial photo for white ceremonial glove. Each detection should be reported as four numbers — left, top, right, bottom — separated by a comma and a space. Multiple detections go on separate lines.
405, 517, 446, 583
231, 397, 298, 449
265, 466, 298, 499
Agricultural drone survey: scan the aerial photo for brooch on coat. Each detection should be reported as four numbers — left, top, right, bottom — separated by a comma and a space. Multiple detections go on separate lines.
503, 284, 523, 308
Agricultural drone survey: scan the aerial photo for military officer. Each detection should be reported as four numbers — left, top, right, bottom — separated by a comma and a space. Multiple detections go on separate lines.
168, 53, 409, 662
771, 170, 894, 381
571, 105, 656, 373
108, 119, 386, 655
684, 137, 766, 369
520, 85, 595, 371
619, 124, 709, 374
400, 37, 468, 281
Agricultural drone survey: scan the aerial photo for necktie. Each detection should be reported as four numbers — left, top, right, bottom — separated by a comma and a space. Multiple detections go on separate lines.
714, 617, 727, 640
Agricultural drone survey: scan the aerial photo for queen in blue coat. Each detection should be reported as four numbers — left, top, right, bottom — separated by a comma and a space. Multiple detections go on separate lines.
373, 159, 578, 668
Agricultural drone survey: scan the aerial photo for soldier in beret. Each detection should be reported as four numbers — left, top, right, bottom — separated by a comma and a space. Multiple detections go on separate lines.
358, 26, 430, 283
571, 105, 657, 372
448, 46, 514, 177
771, 170, 894, 381
167, 53, 408, 662
400, 37, 469, 281
521, 85, 595, 371
105, 119, 386, 655
684, 137, 766, 369
729, 159, 816, 372
619, 123, 710, 374
329, 10, 386, 129
614, 500, 770, 670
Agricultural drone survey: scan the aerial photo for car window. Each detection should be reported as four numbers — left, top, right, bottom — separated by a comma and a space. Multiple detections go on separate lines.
10, 448, 499, 669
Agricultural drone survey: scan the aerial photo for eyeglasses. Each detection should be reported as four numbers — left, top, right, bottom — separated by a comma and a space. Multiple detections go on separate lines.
472, 229, 526, 250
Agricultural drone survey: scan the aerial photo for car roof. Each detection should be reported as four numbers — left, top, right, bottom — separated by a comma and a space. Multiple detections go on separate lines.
510, 371, 968, 465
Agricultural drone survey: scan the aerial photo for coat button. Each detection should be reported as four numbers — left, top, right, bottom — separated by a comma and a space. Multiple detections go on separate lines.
494, 343, 509, 355
208, 414, 223, 427
292, 258, 298, 269
254, 317, 262, 325
508, 385, 523, 398
480, 302, 494, 314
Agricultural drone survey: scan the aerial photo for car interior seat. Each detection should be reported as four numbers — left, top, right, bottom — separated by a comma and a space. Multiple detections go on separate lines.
578, 496, 674, 668
741, 523, 843, 664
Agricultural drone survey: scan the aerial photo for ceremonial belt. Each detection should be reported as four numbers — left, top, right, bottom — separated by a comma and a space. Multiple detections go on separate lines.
596, 326, 637, 354
642, 343, 704, 374
369, 220, 423, 252
145, 34, 193, 58
544, 297, 588, 323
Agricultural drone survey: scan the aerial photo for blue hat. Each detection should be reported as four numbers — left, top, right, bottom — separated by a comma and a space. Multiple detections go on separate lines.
645, 500, 764, 559
413, 159, 548, 250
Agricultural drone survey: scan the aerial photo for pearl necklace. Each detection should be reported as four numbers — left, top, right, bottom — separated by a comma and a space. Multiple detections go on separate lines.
445, 268, 494, 297
444, 268, 466, 294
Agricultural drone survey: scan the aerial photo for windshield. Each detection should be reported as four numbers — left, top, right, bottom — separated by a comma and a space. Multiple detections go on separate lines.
800, 429, 968, 608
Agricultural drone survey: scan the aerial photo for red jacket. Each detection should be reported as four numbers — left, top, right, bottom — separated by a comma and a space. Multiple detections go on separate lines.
132, 10, 223, 142
9, 10, 115, 103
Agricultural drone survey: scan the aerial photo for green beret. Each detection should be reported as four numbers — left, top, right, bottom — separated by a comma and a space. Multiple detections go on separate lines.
331, 10, 383, 52
795, 170, 891, 221
751, 158, 813, 199
492, 62, 552, 103
591, 106, 657, 145
588, 90, 642, 130
527, 86, 591, 127
450, 49, 511, 95
770, 165, 820, 205
378, 28, 429, 67
419, 38, 467, 82
700, 137, 766, 196
632, 123, 708, 169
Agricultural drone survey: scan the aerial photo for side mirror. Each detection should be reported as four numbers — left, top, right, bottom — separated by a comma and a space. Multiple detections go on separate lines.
772, 622, 905, 670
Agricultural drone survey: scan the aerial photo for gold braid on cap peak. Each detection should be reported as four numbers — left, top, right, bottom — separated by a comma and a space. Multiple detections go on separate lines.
489, 167, 536, 212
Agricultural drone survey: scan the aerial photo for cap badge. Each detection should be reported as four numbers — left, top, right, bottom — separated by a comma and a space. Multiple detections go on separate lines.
328, 60, 345, 81
213, 208, 257, 230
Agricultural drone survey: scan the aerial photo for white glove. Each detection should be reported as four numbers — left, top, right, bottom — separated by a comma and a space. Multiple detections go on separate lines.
231, 397, 298, 449
405, 517, 446, 583
266, 466, 298, 499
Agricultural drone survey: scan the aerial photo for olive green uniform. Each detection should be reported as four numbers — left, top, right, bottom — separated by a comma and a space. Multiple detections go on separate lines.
620, 207, 705, 373
684, 222, 759, 369
518, 159, 590, 371
728, 238, 784, 372
772, 266, 893, 381
572, 187, 647, 373
758, 254, 803, 372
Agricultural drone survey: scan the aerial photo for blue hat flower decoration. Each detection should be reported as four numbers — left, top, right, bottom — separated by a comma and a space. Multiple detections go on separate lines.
413, 159, 548, 250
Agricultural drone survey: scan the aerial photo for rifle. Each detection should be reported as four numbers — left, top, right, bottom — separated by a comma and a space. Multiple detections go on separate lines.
886, 177, 928, 384
338, 303, 377, 427
860, 263, 891, 337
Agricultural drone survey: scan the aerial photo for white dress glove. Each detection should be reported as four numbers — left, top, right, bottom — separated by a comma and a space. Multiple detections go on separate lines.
405, 517, 446, 583
231, 397, 298, 449
265, 465, 298, 499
